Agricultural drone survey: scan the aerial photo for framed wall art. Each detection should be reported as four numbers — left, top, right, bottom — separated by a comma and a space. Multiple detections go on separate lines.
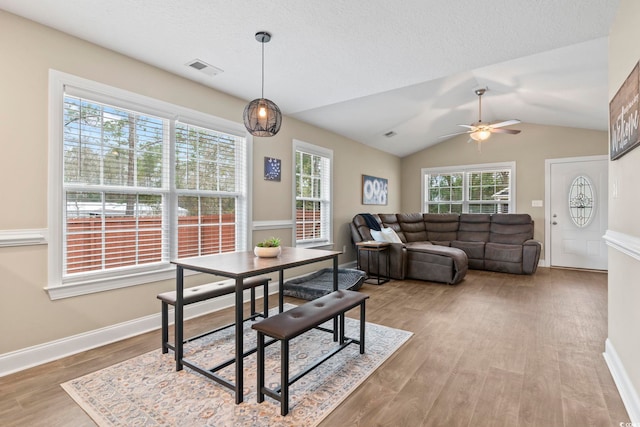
264, 157, 281, 181
610, 61, 640, 160
362, 174, 388, 205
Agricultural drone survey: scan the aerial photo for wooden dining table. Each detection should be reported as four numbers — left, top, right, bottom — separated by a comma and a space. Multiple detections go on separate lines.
170, 246, 341, 404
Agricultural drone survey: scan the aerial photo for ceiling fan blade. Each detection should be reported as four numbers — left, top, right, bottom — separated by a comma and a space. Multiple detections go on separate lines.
491, 128, 521, 135
457, 124, 476, 129
490, 119, 521, 128
439, 130, 471, 138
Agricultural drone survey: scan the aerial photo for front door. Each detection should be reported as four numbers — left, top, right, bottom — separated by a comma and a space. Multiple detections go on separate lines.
549, 156, 608, 270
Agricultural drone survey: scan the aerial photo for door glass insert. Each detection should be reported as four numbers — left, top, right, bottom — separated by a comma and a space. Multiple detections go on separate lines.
568, 175, 595, 227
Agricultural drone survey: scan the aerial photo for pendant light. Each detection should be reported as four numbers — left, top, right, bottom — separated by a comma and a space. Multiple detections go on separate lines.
243, 31, 282, 137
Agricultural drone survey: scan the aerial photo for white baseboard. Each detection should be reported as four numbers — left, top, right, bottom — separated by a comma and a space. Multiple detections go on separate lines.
0, 284, 276, 377
604, 338, 640, 422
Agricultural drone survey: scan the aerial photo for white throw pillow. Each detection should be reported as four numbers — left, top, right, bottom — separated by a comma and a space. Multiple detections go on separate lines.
370, 229, 385, 242
381, 227, 403, 243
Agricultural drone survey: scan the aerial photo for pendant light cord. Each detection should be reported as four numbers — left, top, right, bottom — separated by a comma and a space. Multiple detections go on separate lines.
261, 38, 265, 99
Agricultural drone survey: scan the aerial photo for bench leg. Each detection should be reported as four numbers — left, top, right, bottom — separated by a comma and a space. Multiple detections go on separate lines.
250, 286, 256, 316
339, 313, 345, 345
360, 301, 366, 354
257, 331, 265, 403
281, 339, 290, 416
263, 281, 269, 318
161, 302, 169, 354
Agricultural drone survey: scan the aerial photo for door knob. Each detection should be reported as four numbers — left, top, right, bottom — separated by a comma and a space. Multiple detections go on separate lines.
552, 221, 557, 225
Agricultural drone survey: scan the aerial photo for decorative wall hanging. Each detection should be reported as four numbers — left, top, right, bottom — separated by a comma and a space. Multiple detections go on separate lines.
568, 175, 595, 228
243, 31, 282, 137
362, 175, 388, 205
610, 61, 640, 160
264, 157, 281, 181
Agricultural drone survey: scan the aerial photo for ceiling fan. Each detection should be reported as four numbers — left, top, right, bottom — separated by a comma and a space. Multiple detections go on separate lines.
440, 88, 521, 144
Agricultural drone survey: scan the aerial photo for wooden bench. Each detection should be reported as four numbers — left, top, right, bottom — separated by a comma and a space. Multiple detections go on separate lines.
157, 275, 271, 354
252, 289, 369, 415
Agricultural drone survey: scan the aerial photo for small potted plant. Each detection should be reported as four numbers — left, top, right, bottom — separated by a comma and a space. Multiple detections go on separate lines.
254, 236, 282, 258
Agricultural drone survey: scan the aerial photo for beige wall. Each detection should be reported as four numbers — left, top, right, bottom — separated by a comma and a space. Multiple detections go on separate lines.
608, 0, 640, 412
401, 122, 608, 259
0, 11, 400, 354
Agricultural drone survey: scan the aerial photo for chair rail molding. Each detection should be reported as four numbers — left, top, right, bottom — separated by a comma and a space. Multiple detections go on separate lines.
603, 229, 640, 261
252, 219, 294, 231
0, 228, 47, 247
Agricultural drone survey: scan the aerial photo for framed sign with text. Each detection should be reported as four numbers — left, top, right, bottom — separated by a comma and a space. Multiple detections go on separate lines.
610, 61, 640, 160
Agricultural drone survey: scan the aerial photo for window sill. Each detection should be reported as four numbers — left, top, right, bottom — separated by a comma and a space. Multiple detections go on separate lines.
45, 265, 197, 300
296, 241, 335, 250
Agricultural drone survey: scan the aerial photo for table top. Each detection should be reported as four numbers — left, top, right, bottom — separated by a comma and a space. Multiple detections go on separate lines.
172, 246, 341, 277
356, 240, 391, 248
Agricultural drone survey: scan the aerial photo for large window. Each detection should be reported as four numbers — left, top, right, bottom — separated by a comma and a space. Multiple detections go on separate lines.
422, 162, 515, 214
293, 140, 332, 247
48, 71, 249, 298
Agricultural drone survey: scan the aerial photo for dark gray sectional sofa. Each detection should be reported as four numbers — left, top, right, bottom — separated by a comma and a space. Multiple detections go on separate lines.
350, 213, 541, 285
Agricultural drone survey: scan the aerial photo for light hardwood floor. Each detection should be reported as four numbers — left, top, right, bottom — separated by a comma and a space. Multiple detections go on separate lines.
1, 268, 630, 426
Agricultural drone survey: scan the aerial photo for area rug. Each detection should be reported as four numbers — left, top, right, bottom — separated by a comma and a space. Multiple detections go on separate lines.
61, 305, 412, 426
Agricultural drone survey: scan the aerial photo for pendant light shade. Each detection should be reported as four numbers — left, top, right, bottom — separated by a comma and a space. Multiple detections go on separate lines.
243, 98, 282, 137
243, 31, 282, 137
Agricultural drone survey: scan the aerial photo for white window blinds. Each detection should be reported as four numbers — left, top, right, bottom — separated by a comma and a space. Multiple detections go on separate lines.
294, 140, 332, 246
49, 71, 249, 297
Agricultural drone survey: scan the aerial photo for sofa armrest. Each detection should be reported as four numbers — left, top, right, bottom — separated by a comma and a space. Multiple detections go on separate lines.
522, 239, 541, 274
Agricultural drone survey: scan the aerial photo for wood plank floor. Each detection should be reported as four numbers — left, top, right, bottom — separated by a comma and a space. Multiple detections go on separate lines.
0, 268, 630, 426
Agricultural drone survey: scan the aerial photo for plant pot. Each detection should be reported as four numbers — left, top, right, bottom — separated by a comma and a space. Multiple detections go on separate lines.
254, 246, 281, 258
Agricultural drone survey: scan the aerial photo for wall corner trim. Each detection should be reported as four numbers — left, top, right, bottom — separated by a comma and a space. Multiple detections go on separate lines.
0, 228, 47, 247
604, 338, 640, 422
603, 229, 640, 261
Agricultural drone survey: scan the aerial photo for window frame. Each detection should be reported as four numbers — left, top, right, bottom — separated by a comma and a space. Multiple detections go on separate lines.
47, 70, 252, 299
421, 162, 516, 214
292, 139, 333, 248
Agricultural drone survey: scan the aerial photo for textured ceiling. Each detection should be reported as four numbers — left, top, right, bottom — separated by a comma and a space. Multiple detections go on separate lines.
0, 0, 619, 157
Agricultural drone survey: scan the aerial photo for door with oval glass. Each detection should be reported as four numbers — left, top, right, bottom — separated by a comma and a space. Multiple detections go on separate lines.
549, 156, 608, 270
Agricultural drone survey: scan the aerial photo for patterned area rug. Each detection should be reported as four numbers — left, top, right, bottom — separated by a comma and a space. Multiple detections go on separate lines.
61, 305, 412, 426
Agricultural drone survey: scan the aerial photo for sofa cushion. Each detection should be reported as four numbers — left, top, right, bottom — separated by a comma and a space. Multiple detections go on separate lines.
489, 214, 533, 244
371, 227, 402, 243
397, 213, 428, 242
351, 214, 381, 242
485, 243, 523, 263
457, 214, 491, 242
423, 213, 459, 242
378, 214, 406, 243
451, 240, 485, 269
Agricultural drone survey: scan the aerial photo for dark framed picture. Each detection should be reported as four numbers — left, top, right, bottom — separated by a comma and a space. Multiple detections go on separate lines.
610, 61, 640, 160
264, 157, 281, 181
362, 175, 388, 205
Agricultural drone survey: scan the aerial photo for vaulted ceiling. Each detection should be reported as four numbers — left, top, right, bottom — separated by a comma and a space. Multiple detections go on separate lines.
0, 0, 619, 157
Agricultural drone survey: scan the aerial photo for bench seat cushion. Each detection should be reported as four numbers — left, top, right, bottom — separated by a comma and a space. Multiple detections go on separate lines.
157, 275, 270, 305
252, 290, 368, 340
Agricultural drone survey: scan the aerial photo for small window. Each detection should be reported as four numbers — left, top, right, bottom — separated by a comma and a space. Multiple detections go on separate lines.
293, 140, 332, 247
422, 162, 515, 214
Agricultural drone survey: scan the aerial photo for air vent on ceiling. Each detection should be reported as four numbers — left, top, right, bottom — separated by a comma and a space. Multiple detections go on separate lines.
384, 131, 397, 138
186, 59, 224, 77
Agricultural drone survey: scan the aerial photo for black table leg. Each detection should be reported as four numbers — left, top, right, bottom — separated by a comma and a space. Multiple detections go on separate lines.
176, 266, 184, 371
235, 276, 244, 404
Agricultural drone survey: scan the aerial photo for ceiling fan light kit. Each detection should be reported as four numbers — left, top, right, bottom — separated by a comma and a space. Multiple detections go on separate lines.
243, 31, 282, 137
439, 87, 522, 148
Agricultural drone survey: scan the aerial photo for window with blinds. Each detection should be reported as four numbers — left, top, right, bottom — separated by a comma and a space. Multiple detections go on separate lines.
422, 162, 515, 214
49, 71, 249, 297
294, 140, 332, 246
